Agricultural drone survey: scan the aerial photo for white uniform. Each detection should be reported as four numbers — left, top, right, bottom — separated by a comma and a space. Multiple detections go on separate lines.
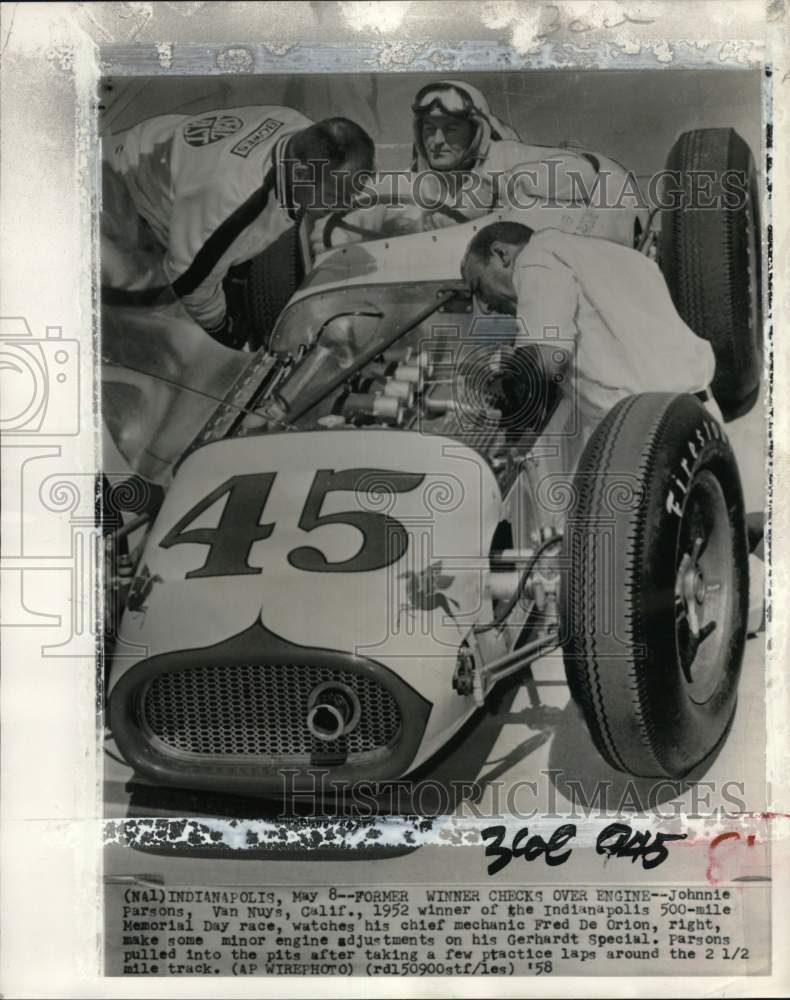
103, 106, 311, 331
314, 80, 618, 249
512, 228, 716, 422
509, 229, 717, 532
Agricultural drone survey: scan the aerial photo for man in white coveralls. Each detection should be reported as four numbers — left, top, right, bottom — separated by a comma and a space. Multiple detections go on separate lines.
461, 222, 720, 421
102, 106, 375, 346
461, 219, 766, 634
460, 220, 718, 473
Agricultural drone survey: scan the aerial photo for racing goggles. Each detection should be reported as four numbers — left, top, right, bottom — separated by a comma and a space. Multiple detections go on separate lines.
411, 82, 478, 120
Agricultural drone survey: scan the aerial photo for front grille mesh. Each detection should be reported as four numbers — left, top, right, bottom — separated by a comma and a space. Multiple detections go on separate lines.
141, 663, 401, 759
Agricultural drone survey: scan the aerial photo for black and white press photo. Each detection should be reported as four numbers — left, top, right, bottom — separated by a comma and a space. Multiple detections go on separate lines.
2, 2, 786, 995
98, 60, 771, 978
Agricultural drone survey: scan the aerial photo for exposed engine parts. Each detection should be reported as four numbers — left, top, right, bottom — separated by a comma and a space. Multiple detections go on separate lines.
452, 647, 477, 697
244, 306, 553, 495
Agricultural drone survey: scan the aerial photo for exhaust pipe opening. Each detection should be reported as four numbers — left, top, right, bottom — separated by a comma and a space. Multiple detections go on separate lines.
306, 682, 361, 742
307, 703, 346, 742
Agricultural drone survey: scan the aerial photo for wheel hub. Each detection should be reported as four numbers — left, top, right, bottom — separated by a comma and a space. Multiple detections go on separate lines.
673, 470, 734, 704
677, 537, 706, 645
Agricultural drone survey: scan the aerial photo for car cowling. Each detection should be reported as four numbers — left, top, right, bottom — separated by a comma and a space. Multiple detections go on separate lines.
107, 429, 502, 794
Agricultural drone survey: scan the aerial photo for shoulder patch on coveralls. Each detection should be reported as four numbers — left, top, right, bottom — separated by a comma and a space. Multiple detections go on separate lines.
183, 114, 244, 147
230, 118, 284, 158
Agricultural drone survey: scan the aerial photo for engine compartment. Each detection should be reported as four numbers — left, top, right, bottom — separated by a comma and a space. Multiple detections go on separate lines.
243, 281, 559, 493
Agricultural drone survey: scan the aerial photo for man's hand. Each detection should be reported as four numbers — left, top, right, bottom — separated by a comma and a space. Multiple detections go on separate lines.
204, 313, 247, 350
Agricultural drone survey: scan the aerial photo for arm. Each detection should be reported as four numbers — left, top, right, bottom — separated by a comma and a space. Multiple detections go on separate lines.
163, 187, 234, 333
506, 145, 598, 204
513, 254, 580, 383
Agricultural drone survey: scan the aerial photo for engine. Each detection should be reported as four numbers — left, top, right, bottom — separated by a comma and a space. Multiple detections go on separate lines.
241, 282, 557, 493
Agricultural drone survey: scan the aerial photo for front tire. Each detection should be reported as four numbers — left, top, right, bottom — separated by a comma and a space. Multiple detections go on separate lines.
560, 392, 748, 778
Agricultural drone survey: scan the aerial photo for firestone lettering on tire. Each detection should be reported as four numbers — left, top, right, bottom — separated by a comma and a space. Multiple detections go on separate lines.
665, 421, 725, 519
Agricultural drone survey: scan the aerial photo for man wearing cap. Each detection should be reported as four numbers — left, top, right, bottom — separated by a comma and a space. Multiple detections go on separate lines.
102, 106, 375, 346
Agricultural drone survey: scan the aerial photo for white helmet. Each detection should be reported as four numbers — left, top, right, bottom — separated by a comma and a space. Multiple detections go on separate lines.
411, 80, 520, 170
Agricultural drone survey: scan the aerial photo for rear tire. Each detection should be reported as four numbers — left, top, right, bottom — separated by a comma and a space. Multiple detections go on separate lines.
660, 129, 762, 421
560, 392, 748, 778
225, 225, 305, 351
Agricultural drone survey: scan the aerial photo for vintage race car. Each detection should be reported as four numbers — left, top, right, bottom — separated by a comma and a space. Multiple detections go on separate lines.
103, 128, 762, 798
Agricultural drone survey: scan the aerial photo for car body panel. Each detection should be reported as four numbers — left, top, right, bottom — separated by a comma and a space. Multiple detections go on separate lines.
102, 304, 252, 483
109, 430, 503, 763
296, 204, 645, 303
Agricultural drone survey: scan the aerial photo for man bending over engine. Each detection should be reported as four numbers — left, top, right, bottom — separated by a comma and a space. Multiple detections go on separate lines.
103, 107, 374, 347
460, 221, 718, 473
